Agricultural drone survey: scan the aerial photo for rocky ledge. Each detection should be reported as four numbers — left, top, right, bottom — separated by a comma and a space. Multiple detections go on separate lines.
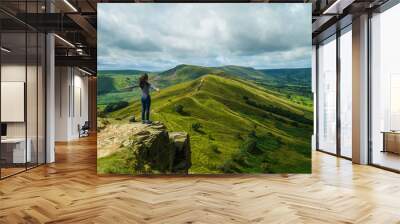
98, 121, 191, 174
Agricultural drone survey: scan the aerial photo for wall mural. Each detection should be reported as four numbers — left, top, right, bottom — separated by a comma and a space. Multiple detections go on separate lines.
97, 3, 313, 174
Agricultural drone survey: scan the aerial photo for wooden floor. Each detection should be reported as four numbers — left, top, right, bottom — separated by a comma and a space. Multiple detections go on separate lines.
1, 135, 400, 224
0, 167, 26, 178
372, 150, 400, 171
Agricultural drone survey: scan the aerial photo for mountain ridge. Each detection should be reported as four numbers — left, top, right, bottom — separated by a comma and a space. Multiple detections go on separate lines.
97, 64, 313, 114
103, 73, 312, 173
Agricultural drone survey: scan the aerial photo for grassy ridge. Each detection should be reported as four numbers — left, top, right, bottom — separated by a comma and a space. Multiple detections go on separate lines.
97, 65, 312, 108
105, 74, 312, 173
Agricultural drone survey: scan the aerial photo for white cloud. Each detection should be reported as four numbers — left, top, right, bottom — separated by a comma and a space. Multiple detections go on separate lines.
98, 3, 311, 71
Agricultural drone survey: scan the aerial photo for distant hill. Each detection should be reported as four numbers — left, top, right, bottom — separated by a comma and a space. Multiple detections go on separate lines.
97, 64, 312, 109
219, 65, 272, 81
104, 74, 312, 173
259, 68, 312, 86
98, 70, 150, 76
98, 70, 152, 94
97, 70, 157, 106
153, 64, 310, 88
155, 64, 221, 87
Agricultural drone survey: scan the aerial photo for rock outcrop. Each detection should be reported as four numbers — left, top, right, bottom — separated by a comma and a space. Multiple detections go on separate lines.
98, 121, 191, 174
168, 132, 191, 173
127, 122, 191, 174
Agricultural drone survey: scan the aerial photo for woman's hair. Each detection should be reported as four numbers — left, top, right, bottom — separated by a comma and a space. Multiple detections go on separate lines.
139, 73, 149, 89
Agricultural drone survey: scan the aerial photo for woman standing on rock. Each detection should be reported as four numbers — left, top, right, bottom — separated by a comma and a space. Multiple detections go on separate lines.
139, 73, 159, 124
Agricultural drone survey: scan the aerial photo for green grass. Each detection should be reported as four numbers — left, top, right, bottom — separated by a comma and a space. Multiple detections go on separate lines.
97, 148, 137, 174
100, 74, 312, 174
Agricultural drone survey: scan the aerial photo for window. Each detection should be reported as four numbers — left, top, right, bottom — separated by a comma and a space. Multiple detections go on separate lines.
317, 35, 337, 154
339, 27, 352, 158
370, 3, 400, 171
0, 2, 46, 179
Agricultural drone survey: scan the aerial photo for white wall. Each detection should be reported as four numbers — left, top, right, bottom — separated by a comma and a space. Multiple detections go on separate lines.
55, 67, 70, 141
1, 64, 26, 138
46, 33, 55, 163
352, 14, 369, 164
1, 63, 46, 164
55, 67, 89, 141
72, 72, 89, 138
1, 65, 41, 137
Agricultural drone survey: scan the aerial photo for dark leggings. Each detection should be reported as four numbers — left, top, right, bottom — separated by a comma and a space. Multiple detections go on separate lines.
141, 95, 151, 121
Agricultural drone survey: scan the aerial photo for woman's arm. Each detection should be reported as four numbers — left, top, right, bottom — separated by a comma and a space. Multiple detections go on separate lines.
150, 84, 160, 92
120, 85, 139, 91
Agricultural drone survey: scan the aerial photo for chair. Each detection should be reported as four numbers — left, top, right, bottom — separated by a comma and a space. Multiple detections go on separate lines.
79, 121, 90, 138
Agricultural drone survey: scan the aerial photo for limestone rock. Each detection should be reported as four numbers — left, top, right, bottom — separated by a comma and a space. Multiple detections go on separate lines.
125, 122, 191, 174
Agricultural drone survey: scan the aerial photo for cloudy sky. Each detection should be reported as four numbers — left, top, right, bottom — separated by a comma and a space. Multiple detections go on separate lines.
98, 4, 311, 71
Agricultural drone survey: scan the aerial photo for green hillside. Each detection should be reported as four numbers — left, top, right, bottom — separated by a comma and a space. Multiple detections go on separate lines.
155, 64, 275, 87
97, 65, 312, 108
155, 64, 221, 87
259, 68, 312, 86
104, 74, 312, 174
152, 64, 310, 90
219, 65, 273, 81
97, 70, 157, 106
98, 69, 152, 94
